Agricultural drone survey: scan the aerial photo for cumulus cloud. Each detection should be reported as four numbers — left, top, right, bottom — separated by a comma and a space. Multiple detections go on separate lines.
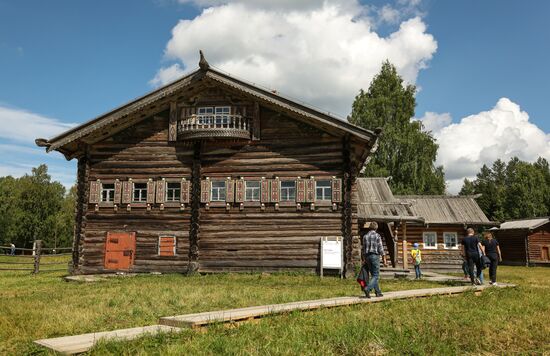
419, 98, 550, 194
152, 0, 437, 116
0, 105, 76, 143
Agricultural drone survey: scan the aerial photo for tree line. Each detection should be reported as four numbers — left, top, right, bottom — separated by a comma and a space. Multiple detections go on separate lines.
0, 165, 75, 249
459, 157, 550, 221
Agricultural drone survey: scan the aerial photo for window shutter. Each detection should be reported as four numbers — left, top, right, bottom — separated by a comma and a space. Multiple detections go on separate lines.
121, 180, 132, 204
158, 236, 176, 256
225, 178, 235, 202
235, 179, 245, 203
89, 181, 100, 204
270, 178, 280, 203
331, 178, 342, 203
260, 178, 270, 203
200, 179, 211, 203
296, 179, 306, 202
305, 178, 315, 203
180, 179, 190, 203
156, 179, 166, 204
114, 179, 122, 204
147, 179, 156, 204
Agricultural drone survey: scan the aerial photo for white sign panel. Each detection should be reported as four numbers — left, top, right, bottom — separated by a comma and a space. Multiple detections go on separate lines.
321, 237, 343, 269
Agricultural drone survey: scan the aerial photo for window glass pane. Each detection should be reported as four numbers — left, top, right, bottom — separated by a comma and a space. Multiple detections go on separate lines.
281, 181, 296, 201
101, 183, 115, 202
133, 183, 147, 202
245, 181, 260, 201
166, 182, 180, 202
316, 180, 332, 200
211, 181, 226, 201
423, 232, 436, 247
444, 233, 457, 248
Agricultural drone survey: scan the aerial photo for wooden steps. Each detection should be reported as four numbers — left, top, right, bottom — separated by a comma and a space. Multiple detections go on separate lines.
34, 325, 180, 355
160, 283, 514, 328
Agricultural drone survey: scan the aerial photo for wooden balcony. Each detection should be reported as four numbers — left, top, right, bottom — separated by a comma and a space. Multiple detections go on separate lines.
178, 114, 251, 140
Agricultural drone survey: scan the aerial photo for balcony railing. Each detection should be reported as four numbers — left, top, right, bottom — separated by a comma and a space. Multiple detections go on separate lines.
178, 114, 251, 140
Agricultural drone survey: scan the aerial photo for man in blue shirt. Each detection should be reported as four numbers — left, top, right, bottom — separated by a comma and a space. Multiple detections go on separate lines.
362, 222, 387, 298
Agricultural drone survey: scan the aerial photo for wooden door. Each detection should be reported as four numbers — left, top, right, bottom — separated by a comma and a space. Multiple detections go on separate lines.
104, 232, 136, 270
542, 246, 549, 261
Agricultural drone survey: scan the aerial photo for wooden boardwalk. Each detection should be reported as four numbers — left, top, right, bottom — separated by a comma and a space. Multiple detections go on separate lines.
34, 283, 514, 354
34, 325, 180, 355
159, 283, 513, 328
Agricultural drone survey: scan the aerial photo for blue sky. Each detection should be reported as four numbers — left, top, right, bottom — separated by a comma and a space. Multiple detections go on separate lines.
0, 0, 548, 193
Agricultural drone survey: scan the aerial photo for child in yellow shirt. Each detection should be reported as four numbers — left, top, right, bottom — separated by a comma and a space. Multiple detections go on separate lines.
411, 243, 422, 279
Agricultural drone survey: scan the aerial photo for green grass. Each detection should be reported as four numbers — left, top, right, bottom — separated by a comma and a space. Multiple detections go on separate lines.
1, 266, 548, 355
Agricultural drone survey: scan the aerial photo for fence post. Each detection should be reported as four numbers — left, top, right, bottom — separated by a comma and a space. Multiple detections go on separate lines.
33, 240, 42, 274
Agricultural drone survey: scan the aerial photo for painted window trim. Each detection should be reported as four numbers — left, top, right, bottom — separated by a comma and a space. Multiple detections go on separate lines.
443, 232, 459, 250
158, 235, 177, 256
422, 232, 438, 249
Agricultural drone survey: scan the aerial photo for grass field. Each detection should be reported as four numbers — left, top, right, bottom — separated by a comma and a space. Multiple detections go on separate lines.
0, 263, 548, 355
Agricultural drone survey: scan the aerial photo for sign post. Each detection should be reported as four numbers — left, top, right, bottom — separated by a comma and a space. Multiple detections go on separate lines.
320, 236, 343, 278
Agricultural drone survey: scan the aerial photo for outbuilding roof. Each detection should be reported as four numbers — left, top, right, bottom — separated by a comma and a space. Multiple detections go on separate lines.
356, 178, 424, 223
356, 177, 495, 226
498, 217, 550, 230
397, 195, 495, 226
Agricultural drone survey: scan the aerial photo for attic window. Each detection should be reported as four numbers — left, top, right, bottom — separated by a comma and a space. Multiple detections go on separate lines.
197, 106, 230, 125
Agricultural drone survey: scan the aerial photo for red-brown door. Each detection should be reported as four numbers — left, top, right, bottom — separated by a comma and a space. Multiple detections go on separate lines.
104, 232, 136, 270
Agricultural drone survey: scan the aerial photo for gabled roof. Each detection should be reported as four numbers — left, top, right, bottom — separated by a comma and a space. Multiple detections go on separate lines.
356, 177, 495, 226
36, 51, 379, 160
498, 217, 550, 230
356, 178, 424, 223
397, 195, 495, 226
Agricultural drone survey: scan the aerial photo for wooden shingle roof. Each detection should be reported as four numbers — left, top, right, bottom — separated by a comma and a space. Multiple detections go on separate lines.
498, 217, 550, 230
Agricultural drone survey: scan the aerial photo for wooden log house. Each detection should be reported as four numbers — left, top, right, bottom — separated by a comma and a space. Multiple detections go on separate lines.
357, 178, 496, 272
35, 52, 380, 275
495, 217, 550, 266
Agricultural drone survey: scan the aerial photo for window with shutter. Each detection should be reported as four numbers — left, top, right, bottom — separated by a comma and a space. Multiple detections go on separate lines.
315, 180, 332, 201
89, 181, 101, 204
245, 181, 261, 201
210, 181, 226, 202
235, 179, 245, 203
166, 182, 181, 202
156, 179, 166, 204
114, 180, 122, 204
158, 236, 176, 256
280, 180, 296, 202
133, 183, 148, 203
180, 179, 190, 203
146, 180, 155, 204
331, 178, 342, 203
305, 178, 315, 202
200, 179, 211, 203
296, 179, 306, 202
225, 178, 234, 202
270, 178, 280, 203
260, 179, 270, 203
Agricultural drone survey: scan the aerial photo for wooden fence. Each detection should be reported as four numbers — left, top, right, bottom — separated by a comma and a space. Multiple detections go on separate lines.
0, 240, 71, 274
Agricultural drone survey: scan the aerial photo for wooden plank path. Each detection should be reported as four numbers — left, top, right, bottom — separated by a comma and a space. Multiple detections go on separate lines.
34, 325, 180, 355
34, 283, 514, 354
160, 283, 514, 328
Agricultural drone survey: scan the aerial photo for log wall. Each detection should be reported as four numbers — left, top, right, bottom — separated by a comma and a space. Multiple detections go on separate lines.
79, 107, 361, 274
396, 224, 467, 273
495, 229, 528, 265
528, 224, 550, 265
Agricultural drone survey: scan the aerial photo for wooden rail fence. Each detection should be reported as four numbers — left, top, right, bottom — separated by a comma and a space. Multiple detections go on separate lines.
0, 240, 71, 274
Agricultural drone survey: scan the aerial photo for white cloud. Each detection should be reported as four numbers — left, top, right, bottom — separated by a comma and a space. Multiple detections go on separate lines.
152, 0, 437, 117
420, 98, 550, 194
149, 63, 186, 87
418, 111, 452, 133
0, 105, 76, 143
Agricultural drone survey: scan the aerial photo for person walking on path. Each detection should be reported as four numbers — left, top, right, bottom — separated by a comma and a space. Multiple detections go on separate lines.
362, 222, 387, 298
481, 231, 502, 285
411, 243, 422, 279
461, 228, 484, 285
10, 243, 15, 256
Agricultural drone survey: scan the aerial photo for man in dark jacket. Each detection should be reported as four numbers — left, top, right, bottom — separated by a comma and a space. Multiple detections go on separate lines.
461, 228, 484, 285
362, 222, 387, 298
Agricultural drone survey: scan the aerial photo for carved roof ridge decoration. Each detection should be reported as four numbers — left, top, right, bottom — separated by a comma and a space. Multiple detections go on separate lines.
36, 51, 380, 158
